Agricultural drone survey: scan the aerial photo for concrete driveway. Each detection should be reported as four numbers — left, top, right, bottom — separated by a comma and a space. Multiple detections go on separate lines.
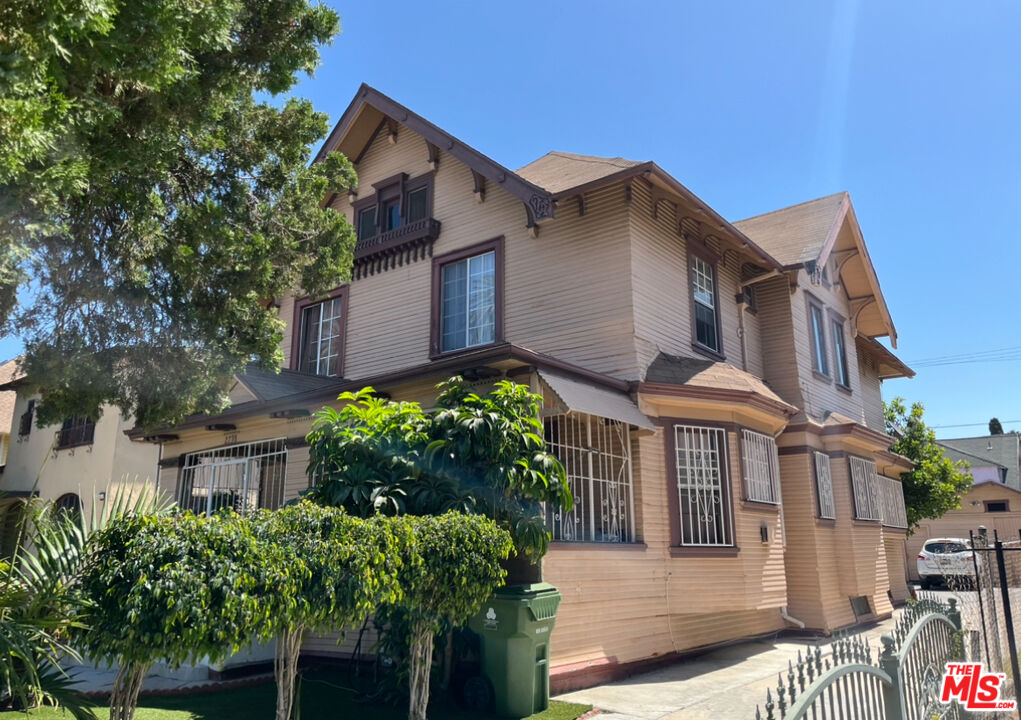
554, 616, 899, 720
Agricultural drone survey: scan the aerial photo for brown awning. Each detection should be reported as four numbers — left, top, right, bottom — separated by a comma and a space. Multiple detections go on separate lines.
538, 369, 656, 431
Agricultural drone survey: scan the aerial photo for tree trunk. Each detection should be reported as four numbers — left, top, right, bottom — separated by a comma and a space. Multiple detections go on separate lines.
407, 621, 434, 720
274, 626, 305, 720
109, 662, 149, 720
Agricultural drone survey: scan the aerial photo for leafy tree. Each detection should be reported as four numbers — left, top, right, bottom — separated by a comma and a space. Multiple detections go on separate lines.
0, 0, 356, 430
306, 378, 572, 562
250, 502, 408, 720
78, 510, 274, 720
885, 398, 973, 532
397, 513, 512, 720
1, 483, 169, 719
990, 417, 1004, 435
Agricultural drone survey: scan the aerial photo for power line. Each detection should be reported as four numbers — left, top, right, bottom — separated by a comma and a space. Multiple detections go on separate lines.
931, 419, 1021, 429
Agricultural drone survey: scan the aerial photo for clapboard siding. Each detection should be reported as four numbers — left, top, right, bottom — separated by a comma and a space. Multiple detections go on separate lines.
756, 277, 803, 410
283, 121, 638, 380
545, 418, 787, 668
885, 534, 909, 604
628, 182, 755, 377
858, 351, 886, 431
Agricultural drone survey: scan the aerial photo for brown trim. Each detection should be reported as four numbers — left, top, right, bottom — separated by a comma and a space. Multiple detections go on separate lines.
805, 292, 830, 378
687, 242, 725, 359
129, 343, 633, 438
662, 418, 737, 549
429, 237, 505, 358
549, 541, 648, 552
828, 309, 851, 390
315, 84, 554, 222
290, 286, 350, 376
637, 381, 797, 418
777, 444, 823, 456
669, 546, 740, 558
740, 500, 781, 514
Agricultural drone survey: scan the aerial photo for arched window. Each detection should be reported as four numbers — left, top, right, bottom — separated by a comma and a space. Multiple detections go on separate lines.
53, 493, 83, 522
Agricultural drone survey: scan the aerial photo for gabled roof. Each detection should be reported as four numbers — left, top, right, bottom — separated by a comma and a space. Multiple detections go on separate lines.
734, 192, 898, 347
937, 442, 1008, 470
517, 152, 784, 271
856, 336, 914, 379
517, 152, 645, 194
234, 365, 339, 403
732, 192, 847, 268
643, 353, 796, 415
315, 84, 554, 224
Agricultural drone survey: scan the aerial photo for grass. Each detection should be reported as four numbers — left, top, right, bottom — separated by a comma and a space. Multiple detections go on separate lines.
10, 669, 592, 720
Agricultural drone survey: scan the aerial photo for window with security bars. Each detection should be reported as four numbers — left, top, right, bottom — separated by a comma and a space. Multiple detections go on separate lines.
849, 455, 881, 521
741, 430, 780, 504
178, 439, 287, 516
878, 475, 908, 528
814, 451, 836, 519
543, 413, 634, 543
674, 425, 732, 546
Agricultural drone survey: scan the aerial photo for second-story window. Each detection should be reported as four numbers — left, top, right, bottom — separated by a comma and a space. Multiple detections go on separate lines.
357, 206, 376, 241
808, 297, 829, 376
690, 254, 720, 354
298, 293, 345, 377
432, 238, 503, 356
57, 416, 96, 449
18, 400, 34, 438
354, 173, 433, 242
831, 316, 850, 388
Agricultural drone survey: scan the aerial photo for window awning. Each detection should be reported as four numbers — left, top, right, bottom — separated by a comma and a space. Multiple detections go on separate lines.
538, 369, 656, 431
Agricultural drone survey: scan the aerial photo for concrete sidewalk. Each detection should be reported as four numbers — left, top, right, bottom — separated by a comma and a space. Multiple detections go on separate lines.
555, 615, 898, 720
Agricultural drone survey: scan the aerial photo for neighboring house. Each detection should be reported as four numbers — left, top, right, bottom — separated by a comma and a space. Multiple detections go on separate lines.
940, 433, 1021, 489
939, 441, 1009, 485
0, 380, 160, 526
0, 358, 20, 469
128, 85, 914, 689
905, 480, 1021, 580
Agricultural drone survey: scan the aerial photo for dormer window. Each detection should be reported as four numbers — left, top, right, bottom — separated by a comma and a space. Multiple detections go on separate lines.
353, 172, 434, 242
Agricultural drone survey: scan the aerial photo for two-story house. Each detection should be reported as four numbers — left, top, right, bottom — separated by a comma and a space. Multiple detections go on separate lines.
129, 85, 914, 690
0, 377, 160, 542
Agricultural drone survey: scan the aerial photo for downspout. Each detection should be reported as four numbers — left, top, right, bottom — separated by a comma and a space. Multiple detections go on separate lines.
737, 299, 749, 372
781, 607, 806, 629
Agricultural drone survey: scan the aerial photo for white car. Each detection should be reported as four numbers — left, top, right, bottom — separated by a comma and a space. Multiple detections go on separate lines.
917, 538, 976, 589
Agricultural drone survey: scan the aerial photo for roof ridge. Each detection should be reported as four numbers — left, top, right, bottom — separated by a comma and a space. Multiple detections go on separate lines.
734, 191, 849, 225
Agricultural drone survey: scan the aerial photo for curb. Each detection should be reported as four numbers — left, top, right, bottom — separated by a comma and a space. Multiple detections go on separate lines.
81, 672, 275, 699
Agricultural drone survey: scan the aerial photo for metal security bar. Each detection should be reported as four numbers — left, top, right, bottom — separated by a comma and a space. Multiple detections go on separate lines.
742, 429, 780, 504
178, 438, 288, 516
544, 413, 635, 543
849, 456, 881, 521
674, 425, 732, 546
877, 476, 908, 529
814, 451, 836, 519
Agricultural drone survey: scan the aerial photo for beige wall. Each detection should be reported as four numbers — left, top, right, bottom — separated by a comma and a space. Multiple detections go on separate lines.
281, 123, 639, 381
0, 393, 159, 517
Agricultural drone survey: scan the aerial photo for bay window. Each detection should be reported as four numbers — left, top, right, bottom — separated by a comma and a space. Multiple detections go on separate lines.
673, 424, 733, 546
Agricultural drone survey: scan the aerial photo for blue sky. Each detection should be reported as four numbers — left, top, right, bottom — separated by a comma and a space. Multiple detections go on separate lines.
5, 1, 1018, 437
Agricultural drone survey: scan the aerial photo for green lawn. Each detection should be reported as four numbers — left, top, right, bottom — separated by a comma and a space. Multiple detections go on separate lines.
10, 670, 591, 720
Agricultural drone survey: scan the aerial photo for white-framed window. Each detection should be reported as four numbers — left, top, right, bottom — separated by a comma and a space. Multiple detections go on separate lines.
808, 300, 829, 376
741, 429, 781, 504
849, 455, 881, 521
299, 295, 345, 377
814, 451, 836, 519
440, 250, 495, 352
674, 425, 732, 546
179, 438, 288, 516
691, 255, 719, 353
878, 475, 908, 529
543, 413, 635, 543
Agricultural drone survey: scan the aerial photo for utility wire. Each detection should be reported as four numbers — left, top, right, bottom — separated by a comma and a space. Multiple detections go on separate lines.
931, 419, 1021, 429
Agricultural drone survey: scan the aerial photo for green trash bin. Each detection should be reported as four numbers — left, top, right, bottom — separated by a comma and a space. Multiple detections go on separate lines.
469, 583, 562, 718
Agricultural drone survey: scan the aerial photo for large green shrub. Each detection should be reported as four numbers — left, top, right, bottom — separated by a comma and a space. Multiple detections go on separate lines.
78, 511, 273, 720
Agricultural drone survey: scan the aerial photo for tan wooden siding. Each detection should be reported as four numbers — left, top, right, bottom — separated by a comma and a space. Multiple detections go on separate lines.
627, 182, 754, 377
755, 277, 803, 411
788, 268, 868, 424
885, 534, 909, 604
283, 122, 638, 380
545, 422, 787, 668
857, 350, 886, 431
778, 444, 898, 630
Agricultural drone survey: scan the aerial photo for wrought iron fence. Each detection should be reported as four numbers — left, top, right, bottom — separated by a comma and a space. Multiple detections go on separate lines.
754, 598, 964, 720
